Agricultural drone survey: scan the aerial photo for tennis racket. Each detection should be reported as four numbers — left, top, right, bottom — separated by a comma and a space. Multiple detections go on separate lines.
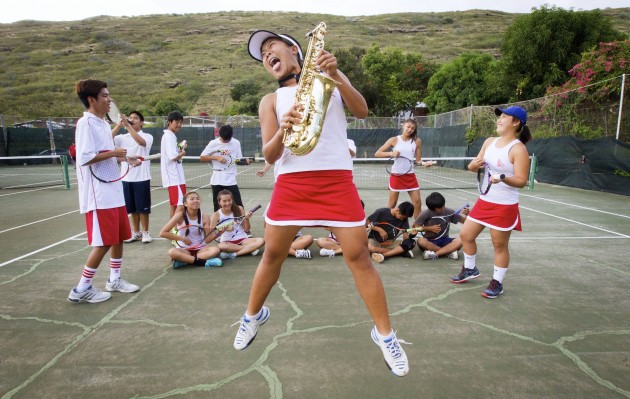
420, 203, 469, 241
477, 163, 493, 195
368, 222, 416, 244
90, 152, 160, 183
174, 224, 210, 250
216, 204, 262, 240
128, 153, 161, 162
105, 100, 127, 125
385, 157, 437, 176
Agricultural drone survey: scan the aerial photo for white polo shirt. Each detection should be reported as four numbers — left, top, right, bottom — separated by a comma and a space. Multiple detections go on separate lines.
201, 137, 243, 186
160, 129, 186, 187
113, 130, 154, 182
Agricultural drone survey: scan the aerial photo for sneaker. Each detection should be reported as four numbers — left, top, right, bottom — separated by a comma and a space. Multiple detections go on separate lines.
204, 258, 223, 268
245, 230, 253, 238
233, 306, 270, 350
106, 278, 140, 293
401, 250, 414, 259
451, 266, 481, 284
67, 286, 111, 303
371, 326, 409, 377
448, 251, 459, 260
371, 253, 385, 263
124, 231, 142, 243
220, 252, 237, 260
295, 249, 312, 259
251, 249, 260, 256
141, 231, 153, 243
172, 260, 187, 269
423, 250, 438, 260
482, 279, 504, 298
319, 248, 336, 257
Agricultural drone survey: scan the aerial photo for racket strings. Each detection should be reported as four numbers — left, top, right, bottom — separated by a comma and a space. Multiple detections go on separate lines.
90, 158, 124, 183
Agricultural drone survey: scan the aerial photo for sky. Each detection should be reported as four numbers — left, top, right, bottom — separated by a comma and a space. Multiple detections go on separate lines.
1, 0, 628, 24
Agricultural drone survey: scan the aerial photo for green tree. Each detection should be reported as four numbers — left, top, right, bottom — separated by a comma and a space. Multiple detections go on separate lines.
424, 52, 509, 113
228, 78, 263, 115
501, 5, 626, 100
361, 45, 437, 116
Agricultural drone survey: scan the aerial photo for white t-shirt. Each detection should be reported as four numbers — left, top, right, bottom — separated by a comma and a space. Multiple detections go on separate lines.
75, 111, 125, 213
113, 130, 154, 182
160, 129, 186, 187
200, 137, 243, 186
274, 86, 352, 175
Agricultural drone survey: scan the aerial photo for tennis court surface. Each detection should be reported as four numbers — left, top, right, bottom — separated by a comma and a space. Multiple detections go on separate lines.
1, 178, 629, 398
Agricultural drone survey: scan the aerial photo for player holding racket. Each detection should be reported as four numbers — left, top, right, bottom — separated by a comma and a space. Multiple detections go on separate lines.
159, 192, 223, 269
112, 111, 155, 244
375, 118, 424, 219
414, 192, 468, 260
366, 202, 416, 263
200, 124, 251, 213
452, 106, 532, 299
232, 29, 409, 377
160, 111, 187, 218
67, 79, 140, 304
210, 190, 264, 259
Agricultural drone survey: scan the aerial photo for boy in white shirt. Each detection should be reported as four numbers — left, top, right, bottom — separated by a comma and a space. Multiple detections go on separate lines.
160, 111, 187, 218
200, 124, 250, 212
67, 79, 140, 304
112, 111, 154, 243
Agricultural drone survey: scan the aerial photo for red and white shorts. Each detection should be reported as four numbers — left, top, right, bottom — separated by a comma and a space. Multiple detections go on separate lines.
85, 206, 131, 246
167, 184, 187, 206
266, 170, 365, 227
389, 173, 419, 191
467, 198, 522, 231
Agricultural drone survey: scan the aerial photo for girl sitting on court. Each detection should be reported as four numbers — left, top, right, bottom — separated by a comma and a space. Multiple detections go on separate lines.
211, 189, 264, 260
159, 192, 223, 269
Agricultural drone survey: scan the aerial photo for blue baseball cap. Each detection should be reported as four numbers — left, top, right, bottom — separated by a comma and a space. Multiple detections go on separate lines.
495, 106, 527, 126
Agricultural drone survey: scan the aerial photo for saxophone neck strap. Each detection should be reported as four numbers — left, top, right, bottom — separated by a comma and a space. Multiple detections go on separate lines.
278, 73, 300, 86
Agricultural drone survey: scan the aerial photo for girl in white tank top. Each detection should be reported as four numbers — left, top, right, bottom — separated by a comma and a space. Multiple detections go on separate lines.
454, 106, 532, 300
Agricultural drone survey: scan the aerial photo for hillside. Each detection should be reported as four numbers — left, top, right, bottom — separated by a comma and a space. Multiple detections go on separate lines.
1, 8, 629, 118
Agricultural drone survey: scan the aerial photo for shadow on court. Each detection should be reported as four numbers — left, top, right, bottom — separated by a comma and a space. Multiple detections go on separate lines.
1, 184, 629, 398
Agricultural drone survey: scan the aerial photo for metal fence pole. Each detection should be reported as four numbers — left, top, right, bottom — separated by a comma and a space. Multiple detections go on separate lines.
616, 73, 626, 141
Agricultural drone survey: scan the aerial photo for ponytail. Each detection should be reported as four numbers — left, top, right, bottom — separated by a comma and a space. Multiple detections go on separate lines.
518, 124, 531, 144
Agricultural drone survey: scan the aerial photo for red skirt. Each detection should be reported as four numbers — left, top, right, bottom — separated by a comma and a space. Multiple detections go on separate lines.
467, 198, 522, 231
389, 173, 419, 191
266, 170, 365, 227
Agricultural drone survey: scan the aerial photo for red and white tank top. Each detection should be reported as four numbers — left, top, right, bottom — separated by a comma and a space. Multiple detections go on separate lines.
273, 85, 352, 175
482, 138, 520, 205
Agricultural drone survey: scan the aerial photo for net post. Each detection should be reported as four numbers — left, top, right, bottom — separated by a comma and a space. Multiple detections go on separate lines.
61, 155, 70, 189
528, 154, 537, 190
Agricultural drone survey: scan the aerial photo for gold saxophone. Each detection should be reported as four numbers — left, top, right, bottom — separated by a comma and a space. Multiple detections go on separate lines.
282, 22, 340, 156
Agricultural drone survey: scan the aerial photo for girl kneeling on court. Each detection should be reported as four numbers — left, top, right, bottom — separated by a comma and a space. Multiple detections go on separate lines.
211, 190, 264, 260
160, 192, 223, 269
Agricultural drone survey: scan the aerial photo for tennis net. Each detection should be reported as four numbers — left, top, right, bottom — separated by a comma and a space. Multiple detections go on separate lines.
0, 155, 70, 189
147, 157, 533, 191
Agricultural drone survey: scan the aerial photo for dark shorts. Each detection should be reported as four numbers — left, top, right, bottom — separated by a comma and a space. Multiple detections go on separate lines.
123, 180, 151, 214
428, 236, 455, 248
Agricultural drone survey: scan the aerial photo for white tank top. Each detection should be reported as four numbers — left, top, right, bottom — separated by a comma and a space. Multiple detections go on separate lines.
218, 209, 248, 242
176, 210, 204, 247
482, 138, 520, 205
274, 85, 352, 175
392, 135, 417, 174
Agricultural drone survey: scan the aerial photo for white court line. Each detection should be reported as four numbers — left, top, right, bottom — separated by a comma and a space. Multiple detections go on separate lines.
0, 232, 86, 268
0, 210, 80, 234
521, 193, 630, 219
0, 185, 68, 197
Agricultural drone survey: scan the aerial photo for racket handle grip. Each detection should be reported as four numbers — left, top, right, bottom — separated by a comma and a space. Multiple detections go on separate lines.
454, 203, 470, 216
249, 204, 262, 213
407, 227, 422, 233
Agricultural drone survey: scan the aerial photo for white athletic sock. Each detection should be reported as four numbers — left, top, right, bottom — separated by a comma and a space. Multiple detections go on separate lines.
375, 328, 395, 340
463, 252, 476, 269
245, 308, 263, 321
493, 265, 507, 283
109, 258, 122, 282
76, 266, 97, 292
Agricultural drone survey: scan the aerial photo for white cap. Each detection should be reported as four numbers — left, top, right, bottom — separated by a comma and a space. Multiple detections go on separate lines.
247, 30, 303, 62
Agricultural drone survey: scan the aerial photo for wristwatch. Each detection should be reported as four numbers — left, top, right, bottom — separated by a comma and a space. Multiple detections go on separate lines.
499, 173, 506, 181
